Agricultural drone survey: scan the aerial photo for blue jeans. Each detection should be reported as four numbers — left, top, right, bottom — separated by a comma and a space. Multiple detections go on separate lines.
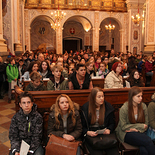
124, 132, 155, 155
9, 145, 44, 155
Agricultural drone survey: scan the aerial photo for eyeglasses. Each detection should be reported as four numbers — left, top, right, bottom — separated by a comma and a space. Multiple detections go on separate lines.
117, 65, 123, 68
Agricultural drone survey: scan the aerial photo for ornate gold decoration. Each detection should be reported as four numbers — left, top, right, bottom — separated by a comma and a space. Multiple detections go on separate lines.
105, 21, 115, 32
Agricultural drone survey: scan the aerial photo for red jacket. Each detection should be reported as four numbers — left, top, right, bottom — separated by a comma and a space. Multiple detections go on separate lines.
145, 61, 153, 73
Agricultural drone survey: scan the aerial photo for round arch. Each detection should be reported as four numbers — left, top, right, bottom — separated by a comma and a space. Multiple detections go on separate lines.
99, 16, 123, 30
30, 15, 56, 51
62, 15, 93, 31
99, 17, 121, 53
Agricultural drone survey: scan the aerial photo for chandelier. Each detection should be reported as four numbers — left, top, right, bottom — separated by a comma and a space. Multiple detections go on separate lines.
131, 0, 144, 25
105, 21, 115, 32
51, 1, 66, 30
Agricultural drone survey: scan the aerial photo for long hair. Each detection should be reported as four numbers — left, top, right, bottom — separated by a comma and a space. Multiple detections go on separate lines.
127, 69, 144, 87
128, 86, 145, 123
54, 94, 76, 128
39, 60, 51, 72
27, 61, 39, 73
89, 87, 105, 125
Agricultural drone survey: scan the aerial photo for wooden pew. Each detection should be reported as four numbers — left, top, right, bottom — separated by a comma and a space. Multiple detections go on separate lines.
22, 77, 128, 90
14, 86, 155, 115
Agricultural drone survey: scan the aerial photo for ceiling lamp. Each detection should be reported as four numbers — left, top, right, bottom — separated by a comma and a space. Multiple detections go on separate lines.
51, 21, 60, 31
105, 12, 115, 32
51, 0, 66, 30
105, 21, 115, 32
131, 0, 144, 25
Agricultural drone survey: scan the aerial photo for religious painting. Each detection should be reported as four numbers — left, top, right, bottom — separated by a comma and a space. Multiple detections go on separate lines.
133, 47, 137, 55
134, 30, 138, 40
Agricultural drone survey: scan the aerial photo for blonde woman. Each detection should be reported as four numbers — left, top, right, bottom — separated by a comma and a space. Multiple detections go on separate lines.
47, 94, 82, 154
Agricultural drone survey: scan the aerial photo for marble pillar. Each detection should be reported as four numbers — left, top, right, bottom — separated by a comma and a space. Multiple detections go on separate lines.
126, 0, 145, 54
92, 11, 99, 52
56, 26, 62, 54
144, 0, 155, 54
13, 0, 22, 55
0, 0, 7, 54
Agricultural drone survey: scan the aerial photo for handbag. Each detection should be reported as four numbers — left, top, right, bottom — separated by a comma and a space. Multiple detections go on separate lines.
85, 133, 117, 150
146, 127, 155, 141
45, 134, 82, 155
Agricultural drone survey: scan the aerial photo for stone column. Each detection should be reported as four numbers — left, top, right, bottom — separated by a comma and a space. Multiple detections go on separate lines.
21, 0, 25, 52
126, 0, 145, 54
0, 0, 7, 54
144, 0, 155, 54
92, 11, 99, 52
13, 0, 22, 55
56, 26, 63, 54
119, 29, 124, 53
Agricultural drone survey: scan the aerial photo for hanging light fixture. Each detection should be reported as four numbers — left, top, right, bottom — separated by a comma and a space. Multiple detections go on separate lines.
105, 12, 115, 32
105, 20, 115, 32
131, 0, 144, 25
51, 0, 66, 30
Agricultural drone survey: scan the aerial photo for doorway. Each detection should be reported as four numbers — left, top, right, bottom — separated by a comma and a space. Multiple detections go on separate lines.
63, 38, 82, 53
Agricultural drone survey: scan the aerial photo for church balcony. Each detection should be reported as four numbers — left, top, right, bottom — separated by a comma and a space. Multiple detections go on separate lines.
25, 0, 127, 12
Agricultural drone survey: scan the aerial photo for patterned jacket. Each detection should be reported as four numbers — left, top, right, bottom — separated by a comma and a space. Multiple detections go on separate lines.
9, 103, 43, 154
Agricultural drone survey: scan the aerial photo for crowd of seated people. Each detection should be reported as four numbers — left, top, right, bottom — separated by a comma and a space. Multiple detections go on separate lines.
2, 49, 155, 155
0, 49, 155, 102
9, 87, 155, 155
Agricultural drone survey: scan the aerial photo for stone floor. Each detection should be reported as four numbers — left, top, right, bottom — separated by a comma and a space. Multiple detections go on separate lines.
0, 96, 15, 155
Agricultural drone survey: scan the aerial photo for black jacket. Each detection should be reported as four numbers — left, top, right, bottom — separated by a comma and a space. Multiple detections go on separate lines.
9, 104, 43, 153
80, 101, 115, 135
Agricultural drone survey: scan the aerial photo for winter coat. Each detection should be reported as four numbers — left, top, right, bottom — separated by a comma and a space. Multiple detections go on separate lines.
148, 93, 155, 129
47, 103, 82, 140
145, 60, 153, 73
47, 75, 68, 90
104, 70, 123, 89
80, 101, 115, 135
24, 81, 47, 91
9, 103, 43, 153
6, 64, 19, 83
115, 102, 148, 142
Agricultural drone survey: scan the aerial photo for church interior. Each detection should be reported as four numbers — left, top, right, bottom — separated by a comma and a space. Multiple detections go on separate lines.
0, 0, 155, 155
0, 0, 155, 56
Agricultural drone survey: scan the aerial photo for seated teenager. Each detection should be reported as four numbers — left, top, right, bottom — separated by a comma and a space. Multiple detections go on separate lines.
69, 63, 93, 90
56, 61, 68, 78
24, 71, 47, 91
127, 69, 145, 87
85, 61, 96, 77
38, 60, 52, 79
21, 61, 39, 81
81, 87, 119, 155
115, 86, 155, 155
47, 94, 82, 155
104, 62, 123, 89
47, 65, 68, 90
9, 92, 44, 155
97, 62, 109, 78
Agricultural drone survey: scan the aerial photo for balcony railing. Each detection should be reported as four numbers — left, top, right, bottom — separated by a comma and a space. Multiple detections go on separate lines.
25, 0, 127, 12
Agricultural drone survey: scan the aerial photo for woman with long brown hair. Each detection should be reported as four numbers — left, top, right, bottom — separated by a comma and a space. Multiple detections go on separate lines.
116, 86, 155, 155
47, 94, 82, 154
81, 87, 119, 155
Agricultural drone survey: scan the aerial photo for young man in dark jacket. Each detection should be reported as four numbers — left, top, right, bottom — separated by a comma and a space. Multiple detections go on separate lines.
9, 92, 44, 155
